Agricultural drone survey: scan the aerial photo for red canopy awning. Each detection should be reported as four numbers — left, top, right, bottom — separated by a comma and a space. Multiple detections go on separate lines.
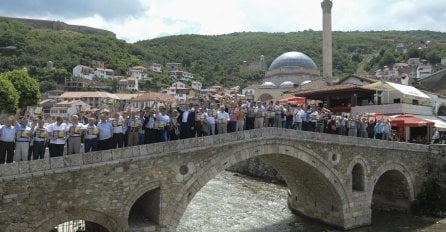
389, 114, 435, 127
279, 96, 305, 105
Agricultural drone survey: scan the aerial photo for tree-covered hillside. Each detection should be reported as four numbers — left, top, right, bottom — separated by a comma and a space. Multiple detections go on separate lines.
2, 17, 446, 90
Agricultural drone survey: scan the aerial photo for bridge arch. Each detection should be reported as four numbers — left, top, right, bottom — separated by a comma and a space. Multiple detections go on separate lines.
166, 141, 350, 229
368, 161, 415, 212
32, 208, 120, 232
119, 181, 161, 230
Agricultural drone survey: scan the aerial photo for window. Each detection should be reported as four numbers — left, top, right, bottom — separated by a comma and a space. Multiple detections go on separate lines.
393, 98, 400, 103
412, 99, 419, 105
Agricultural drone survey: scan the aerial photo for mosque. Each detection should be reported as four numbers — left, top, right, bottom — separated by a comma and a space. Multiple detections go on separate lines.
245, 51, 321, 102
243, 0, 333, 102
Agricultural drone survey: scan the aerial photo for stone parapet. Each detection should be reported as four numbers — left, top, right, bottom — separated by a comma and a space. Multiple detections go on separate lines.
0, 128, 430, 179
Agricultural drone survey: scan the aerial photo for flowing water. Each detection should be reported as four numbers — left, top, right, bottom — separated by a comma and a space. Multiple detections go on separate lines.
177, 171, 446, 232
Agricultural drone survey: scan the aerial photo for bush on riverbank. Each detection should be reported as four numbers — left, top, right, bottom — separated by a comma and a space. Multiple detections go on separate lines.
412, 179, 446, 217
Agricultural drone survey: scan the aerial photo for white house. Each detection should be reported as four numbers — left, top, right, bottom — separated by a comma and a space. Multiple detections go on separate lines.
118, 77, 138, 91
95, 68, 115, 79
128, 66, 147, 80
161, 82, 189, 103
191, 81, 202, 90
172, 82, 186, 89
72, 65, 95, 80
49, 100, 90, 120
150, 63, 162, 73
169, 70, 194, 81
417, 64, 433, 79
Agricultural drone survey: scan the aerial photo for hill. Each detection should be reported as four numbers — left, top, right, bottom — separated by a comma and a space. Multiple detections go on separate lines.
2, 17, 446, 90
0, 16, 115, 37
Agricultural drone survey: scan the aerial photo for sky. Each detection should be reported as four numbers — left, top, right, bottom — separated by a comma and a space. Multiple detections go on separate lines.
1, 0, 445, 43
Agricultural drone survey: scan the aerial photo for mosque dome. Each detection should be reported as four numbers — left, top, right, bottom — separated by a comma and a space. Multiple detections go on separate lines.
259, 81, 276, 88
268, 51, 317, 71
279, 81, 294, 88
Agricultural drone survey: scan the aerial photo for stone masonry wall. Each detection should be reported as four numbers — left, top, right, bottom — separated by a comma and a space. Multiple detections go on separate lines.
0, 128, 432, 231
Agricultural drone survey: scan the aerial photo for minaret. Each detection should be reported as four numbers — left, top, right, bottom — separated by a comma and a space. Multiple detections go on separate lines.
321, 0, 333, 84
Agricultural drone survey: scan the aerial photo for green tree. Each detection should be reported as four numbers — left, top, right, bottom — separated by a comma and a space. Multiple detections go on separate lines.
39, 80, 58, 93
0, 70, 41, 108
425, 49, 441, 64
406, 47, 420, 59
0, 76, 19, 114
380, 51, 396, 66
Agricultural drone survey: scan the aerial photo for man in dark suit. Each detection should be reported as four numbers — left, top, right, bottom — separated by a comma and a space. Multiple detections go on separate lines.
177, 103, 195, 139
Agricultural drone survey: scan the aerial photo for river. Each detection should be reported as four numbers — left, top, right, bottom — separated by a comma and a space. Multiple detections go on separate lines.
177, 171, 446, 232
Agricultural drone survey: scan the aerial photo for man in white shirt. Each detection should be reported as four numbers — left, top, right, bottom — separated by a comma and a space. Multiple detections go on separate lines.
97, 113, 113, 151
0, 116, 16, 163
47, 116, 67, 157
216, 106, 230, 134
157, 106, 170, 142
67, 115, 84, 155
294, 105, 305, 130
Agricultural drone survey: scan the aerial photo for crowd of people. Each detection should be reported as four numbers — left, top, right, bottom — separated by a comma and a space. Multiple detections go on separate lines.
0, 99, 398, 164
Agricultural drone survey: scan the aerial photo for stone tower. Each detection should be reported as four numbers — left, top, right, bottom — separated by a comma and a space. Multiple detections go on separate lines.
321, 0, 333, 84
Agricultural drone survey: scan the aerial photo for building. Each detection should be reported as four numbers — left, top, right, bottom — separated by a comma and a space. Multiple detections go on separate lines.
169, 70, 193, 81
115, 93, 138, 110
118, 77, 138, 91
414, 69, 446, 96
150, 63, 162, 73
65, 79, 90, 91
375, 66, 401, 80
49, 100, 90, 120
59, 91, 120, 108
94, 68, 115, 79
128, 66, 148, 80
43, 90, 64, 99
161, 82, 190, 103
417, 64, 433, 79
191, 81, 202, 90
73, 65, 95, 80
38, 99, 57, 119
166, 63, 183, 71
248, 51, 321, 102
129, 92, 176, 110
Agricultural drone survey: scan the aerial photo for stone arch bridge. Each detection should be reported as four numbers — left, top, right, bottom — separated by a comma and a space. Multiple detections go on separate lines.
0, 128, 440, 231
